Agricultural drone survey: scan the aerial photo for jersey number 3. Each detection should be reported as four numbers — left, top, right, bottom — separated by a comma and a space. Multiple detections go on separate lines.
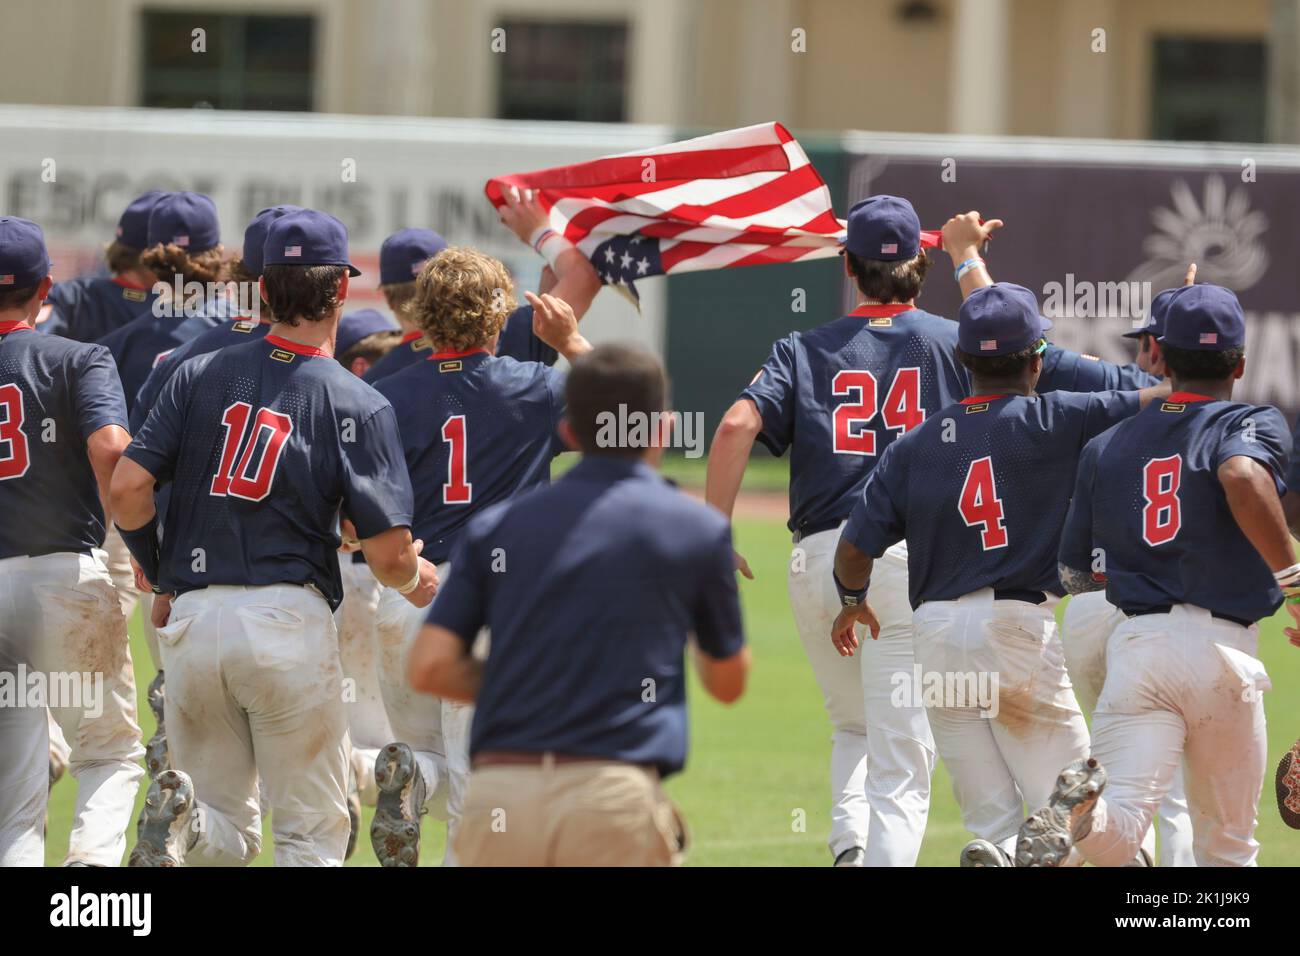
1142, 454, 1182, 546
831, 367, 924, 456
959, 456, 1008, 550
211, 402, 294, 501
0, 383, 30, 481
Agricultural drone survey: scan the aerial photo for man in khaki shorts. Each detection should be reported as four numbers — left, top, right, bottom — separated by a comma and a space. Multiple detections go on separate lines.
409, 344, 750, 865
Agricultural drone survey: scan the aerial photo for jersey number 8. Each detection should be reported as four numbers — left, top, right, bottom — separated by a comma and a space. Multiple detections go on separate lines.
1141, 454, 1182, 546
831, 367, 924, 456
0, 384, 30, 481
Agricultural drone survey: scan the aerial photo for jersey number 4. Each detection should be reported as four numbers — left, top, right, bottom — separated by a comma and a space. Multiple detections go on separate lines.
1142, 454, 1182, 546
210, 402, 294, 501
958, 456, 1008, 550
831, 367, 924, 456
0, 384, 30, 481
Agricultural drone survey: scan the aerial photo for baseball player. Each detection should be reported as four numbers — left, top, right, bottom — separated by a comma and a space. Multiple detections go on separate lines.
1058, 281, 1197, 867
335, 308, 402, 378
831, 263, 1168, 867
97, 192, 238, 417
39, 190, 166, 342
0, 216, 145, 866
368, 247, 591, 867
111, 209, 437, 866
706, 196, 967, 867
1035, 283, 1293, 867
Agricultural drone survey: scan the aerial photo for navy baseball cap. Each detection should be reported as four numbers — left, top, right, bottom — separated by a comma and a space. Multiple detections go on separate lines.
958, 282, 1053, 357
262, 209, 361, 276
0, 217, 53, 290
842, 195, 921, 261
379, 228, 447, 285
1158, 284, 1245, 351
242, 205, 302, 277
115, 190, 170, 248
1122, 286, 1178, 339
146, 191, 221, 251
336, 308, 399, 355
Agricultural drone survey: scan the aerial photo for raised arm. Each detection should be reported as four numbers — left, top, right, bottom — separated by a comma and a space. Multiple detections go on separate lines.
499, 187, 601, 320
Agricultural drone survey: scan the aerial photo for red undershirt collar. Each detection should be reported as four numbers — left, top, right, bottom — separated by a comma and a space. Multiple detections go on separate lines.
112, 276, 150, 291
266, 334, 331, 358
848, 303, 915, 318
960, 393, 1007, 405
1165, 391, 1215, 403
400, 329, 425, 344
0, 320, 34, 335
427, 347, 492, 360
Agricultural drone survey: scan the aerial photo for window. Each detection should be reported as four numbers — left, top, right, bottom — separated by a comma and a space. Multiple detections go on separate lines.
1151, 37, 1266, 143
497, 21, 628, 122
141, 10, 316, 111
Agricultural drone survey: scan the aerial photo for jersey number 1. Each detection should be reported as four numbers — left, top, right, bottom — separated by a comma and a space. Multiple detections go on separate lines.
210, 402, 294, 501
958, 456, 1008, 550
442, 414, 473, 504
831, 367, 924, 456
0, 384, 30, 481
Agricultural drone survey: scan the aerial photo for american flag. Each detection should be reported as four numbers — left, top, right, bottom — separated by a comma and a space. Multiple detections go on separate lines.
485, 122, 945, 298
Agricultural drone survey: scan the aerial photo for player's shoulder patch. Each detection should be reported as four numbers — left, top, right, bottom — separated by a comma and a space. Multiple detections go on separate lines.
438, 359, 463, 373
232, 320, 257, 333
269, 347, 296, 364
122, 287, 147, 303
1159, 401, 1187, 413
964, 401, 991, 414
411, 335, 432, 352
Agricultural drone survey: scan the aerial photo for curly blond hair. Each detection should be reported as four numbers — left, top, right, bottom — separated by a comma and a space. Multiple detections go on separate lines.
140, 243, 227, 286
410, 247, 516, 351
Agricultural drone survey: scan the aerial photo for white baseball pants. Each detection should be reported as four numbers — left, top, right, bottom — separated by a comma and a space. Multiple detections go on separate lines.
103, 525, 158, 666
788, 530, 934, 865
1062, 591, 1196, 866
375, 562, 474, 864
1077, 606, 1269, 868
336, 560, 393, 805
912, 589, 1090, 858
157, 585, 351, 867
0, 550, 145, 866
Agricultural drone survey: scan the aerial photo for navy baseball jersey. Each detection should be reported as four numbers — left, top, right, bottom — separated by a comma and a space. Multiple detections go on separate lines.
130, 319, 271, 432
844, 389, 1141, 608
124, 334, 414, 609
374, 348, 566, 564
427, 456, 745, 776
1037, 344, 1158, 394
40, 276, 159, 342
1287, 413, 1300, 494
0, 323, 128, 559
98, 296, 238, 413
362, 306, 555, 385
1060, 393, 1291, 624
741, 304, 970, 536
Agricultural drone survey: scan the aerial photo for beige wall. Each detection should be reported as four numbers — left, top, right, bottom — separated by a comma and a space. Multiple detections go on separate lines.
0, 0, 1278, 140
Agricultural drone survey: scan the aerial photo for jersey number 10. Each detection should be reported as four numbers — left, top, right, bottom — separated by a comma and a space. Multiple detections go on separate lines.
210, 402, 294, 502
831, 367, 924, 456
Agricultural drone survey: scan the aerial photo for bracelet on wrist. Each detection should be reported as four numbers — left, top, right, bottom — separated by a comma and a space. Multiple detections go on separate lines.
833, 570, 869, 608
397, 564, 422, 595
953, 257, 984, 282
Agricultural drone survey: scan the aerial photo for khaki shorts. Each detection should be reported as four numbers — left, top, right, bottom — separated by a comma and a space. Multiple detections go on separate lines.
454, 756, 687, 867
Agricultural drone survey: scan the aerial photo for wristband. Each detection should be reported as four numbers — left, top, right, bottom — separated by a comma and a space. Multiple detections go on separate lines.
116, 516, 163, 593
833, 569, 869, 608
953, 257, 984, 282
528, 225, 576, 271
397, 564, 422, 595
1273, 563, 1300, 583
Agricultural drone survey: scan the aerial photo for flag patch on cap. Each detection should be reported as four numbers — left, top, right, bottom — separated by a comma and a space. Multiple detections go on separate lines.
980, 339, 998, 351
174, 235, 189, 247
411, 260, 426, 276
0, 275, 13, 286
1200, 332, 1218, 344
285, 246, 302, 257
881, 243, 898, 255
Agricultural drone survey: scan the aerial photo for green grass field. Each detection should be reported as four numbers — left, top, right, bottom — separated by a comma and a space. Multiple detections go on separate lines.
42, 488, 1300, 866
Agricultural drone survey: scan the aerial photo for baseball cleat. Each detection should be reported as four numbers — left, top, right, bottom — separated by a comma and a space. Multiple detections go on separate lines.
1015, 757, 1106, 867
960, 838, 1012, 867
371, 742, 426, 867
1278, 736, 1300, 830
129, 769, 195, 867
144, 671, 169, 778
832, 845, 865, 867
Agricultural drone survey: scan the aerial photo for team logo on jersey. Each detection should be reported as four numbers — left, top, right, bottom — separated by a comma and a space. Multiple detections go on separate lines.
233, 320, 256, 333
1160, 401, 1187, 413
269, 348, 296, 363
438, 360, 463, 372
123, 288, 147, 302
868, 317, 893, 327
964, 402, 991, 414
411, 335, 431, 351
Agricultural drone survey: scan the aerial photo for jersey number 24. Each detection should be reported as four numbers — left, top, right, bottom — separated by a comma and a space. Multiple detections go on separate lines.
831, 367, 924, 456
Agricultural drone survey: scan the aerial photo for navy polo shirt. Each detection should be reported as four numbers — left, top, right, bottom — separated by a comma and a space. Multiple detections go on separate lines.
427, 456, 746, 777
